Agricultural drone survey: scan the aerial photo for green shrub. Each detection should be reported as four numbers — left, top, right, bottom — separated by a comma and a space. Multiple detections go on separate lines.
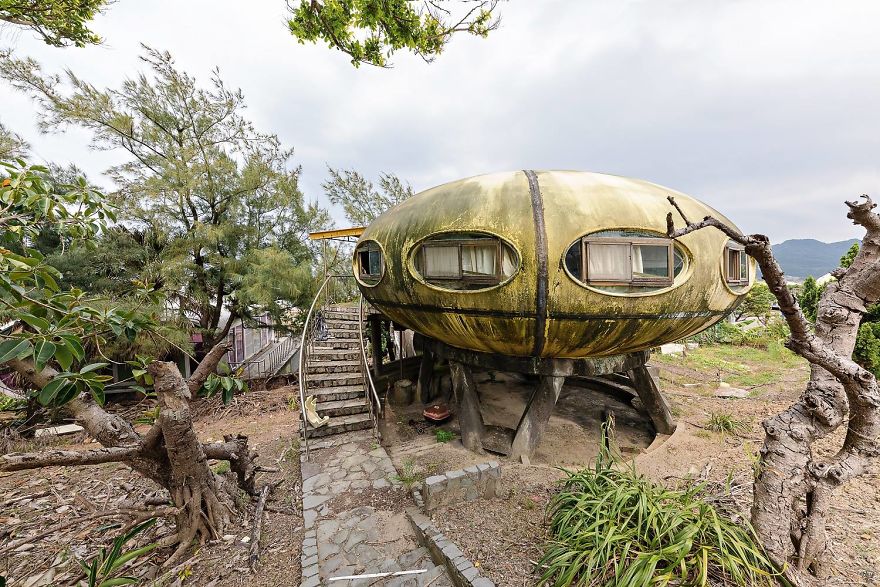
435, 429, 454, 443
854, 321, 880, 377
538, 448, 780, 586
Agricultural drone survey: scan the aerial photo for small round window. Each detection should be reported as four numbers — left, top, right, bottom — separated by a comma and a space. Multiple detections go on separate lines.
564, 229, 686, 293
355, 241, 384, 286
412, 232, 519, 291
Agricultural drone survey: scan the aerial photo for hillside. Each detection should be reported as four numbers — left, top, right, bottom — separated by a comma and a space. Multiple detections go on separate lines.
771, 238, 860, 280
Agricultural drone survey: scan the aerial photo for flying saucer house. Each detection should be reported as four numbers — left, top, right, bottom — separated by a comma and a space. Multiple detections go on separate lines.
353, 170, 753, 458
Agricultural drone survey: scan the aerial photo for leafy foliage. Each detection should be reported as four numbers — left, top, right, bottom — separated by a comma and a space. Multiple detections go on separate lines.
0, 121, 29, 160
840, 242, 860, 269
0, 0, 110, 47
0, 159, 153, 406
288, 0, 501, 67
797, 276, 822, 323
201, 371, 247, 404
79, 518, 157, 586
733, 282, 775, 322
323, 167, 414, 226
539, 445, 781, 587
0, 47, 331, 345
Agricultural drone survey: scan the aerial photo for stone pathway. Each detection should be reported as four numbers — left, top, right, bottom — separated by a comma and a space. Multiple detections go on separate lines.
299, 432, 453, 587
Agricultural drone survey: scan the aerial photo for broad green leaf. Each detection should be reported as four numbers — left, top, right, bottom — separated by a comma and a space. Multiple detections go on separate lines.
0, 339, 32, 364
20, 313, 50, 333
34, 340, 56, 371
54, 344, 73, 371
80, 362, 108, 374
61, 335, 85, 361
37, 378, 66, 405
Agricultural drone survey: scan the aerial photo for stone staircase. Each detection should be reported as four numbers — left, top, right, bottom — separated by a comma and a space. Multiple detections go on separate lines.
303, 307, 373, 439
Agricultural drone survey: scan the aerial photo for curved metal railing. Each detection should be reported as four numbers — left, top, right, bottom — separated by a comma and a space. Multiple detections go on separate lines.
297, 275, 382, 460
359, 295, 382, 437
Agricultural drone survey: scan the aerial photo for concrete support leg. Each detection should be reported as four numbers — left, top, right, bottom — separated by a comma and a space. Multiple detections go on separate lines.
369, 320, 383, 380
449, 361, 485, 453
416, 349, 435, 405
627, 364, 677, 435
509, 375, 565, 462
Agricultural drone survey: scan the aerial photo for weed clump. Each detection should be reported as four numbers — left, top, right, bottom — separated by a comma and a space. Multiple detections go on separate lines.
538, 429, 779, 586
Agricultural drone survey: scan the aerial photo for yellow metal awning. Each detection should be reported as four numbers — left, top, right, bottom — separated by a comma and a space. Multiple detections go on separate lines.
308, 227, 365, 241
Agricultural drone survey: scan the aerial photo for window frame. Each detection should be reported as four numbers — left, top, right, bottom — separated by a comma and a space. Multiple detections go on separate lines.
419, 238, 503, 285
724, 243, 749, 285
356, 242, 384, 284
579, 236, 675, 287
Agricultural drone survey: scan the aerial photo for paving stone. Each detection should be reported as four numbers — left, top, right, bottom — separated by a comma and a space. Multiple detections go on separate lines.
303, 564, 319, 578
398, 547, 429, 568
303, 494, 331, 510
372, 478, 390, 489
301, 574, 320, 587
303, 472, 331, 492
330, 480, 352, 493
471, 578, 494, 587
351, 479, 371, 490
304, 509, 317, 529
302, 554, 318, 567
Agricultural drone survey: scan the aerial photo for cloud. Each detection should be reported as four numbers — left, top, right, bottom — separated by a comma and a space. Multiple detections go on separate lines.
1, 0, 877, 241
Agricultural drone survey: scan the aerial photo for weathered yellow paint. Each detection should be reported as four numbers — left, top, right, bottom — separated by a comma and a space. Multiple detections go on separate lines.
308, 226, 366, 240
356, 170, 754, 358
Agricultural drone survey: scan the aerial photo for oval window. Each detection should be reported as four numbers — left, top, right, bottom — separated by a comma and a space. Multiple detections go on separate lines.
412, 232, 519, 291
355, 241, 384, 286
564, 230, 686, 293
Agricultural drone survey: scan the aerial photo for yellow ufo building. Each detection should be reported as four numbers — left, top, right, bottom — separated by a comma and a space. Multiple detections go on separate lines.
353, 170, 753, 359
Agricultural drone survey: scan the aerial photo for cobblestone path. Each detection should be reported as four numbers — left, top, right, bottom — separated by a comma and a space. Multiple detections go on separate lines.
299, 432, 452, 586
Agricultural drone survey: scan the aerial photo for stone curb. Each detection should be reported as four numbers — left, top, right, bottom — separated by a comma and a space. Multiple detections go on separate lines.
300, 528, 320, 587
405, 507, 495, 587
421, 461, 502, 511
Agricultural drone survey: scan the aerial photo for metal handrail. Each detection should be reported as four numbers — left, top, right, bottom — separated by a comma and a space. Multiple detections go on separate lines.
359, 295, 382, 438
297, 275, 334, 461
298, 274, 383, 460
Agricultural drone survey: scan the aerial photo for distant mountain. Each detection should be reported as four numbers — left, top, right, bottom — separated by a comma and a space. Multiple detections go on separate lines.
770, 238, 860, 281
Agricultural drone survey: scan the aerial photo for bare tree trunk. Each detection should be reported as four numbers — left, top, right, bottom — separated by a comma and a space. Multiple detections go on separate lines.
150, 360, 237, 565
1, 342, 258, 566
667, 196, 880, 586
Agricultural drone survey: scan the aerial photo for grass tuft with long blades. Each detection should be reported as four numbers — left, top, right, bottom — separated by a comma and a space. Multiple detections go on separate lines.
538, 426, 783, 587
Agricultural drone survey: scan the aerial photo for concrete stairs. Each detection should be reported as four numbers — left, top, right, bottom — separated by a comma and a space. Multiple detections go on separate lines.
304, 307, 373, 439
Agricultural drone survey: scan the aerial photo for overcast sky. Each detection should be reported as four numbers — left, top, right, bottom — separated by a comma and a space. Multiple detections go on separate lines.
2, 0, 878, 243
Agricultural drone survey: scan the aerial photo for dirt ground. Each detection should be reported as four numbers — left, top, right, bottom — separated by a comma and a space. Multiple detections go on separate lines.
382, 346, 880, 587
0, 385, 305, 587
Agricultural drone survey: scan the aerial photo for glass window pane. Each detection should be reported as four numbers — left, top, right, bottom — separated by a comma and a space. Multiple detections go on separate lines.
739, 252, 748, 282
359, 250, 371, 274
461, 244, 497, 277
633, 244, 669, 279
673, 247, 684, 277
588, 243, 630, 281
728, 249, 740, 281
423, 246, 460, 278
368, 250, 381, 275
565, 241, 583, 278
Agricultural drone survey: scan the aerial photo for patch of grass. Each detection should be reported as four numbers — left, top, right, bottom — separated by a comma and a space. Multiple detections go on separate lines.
539, 446, 781, 586
435, 429, 454, 443
212, 460, 230, 475
706, 412, 749, 436
287, 395, 299, 412
393, 458, 421, 488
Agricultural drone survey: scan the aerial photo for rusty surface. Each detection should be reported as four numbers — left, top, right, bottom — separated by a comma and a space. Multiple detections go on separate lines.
355, 170, 754, 358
